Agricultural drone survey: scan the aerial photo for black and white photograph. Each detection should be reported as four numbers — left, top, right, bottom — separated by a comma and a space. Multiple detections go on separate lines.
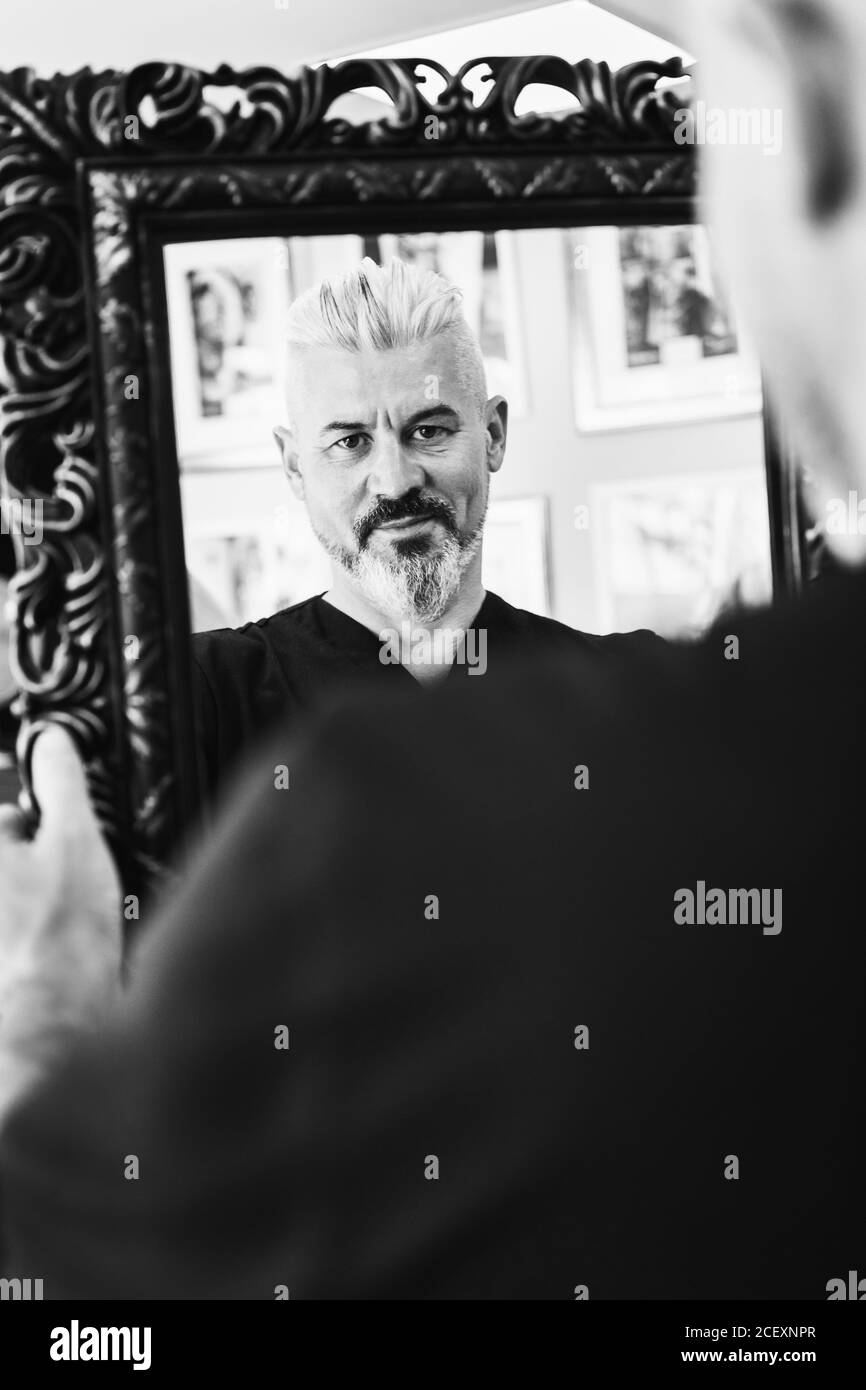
164, 237, 295, 466
618, 225, 737, 367
569, 223, 764, 429
0, 0, 863, 1368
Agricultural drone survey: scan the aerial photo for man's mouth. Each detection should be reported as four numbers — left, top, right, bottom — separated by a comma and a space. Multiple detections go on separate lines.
376, 513, 437, 532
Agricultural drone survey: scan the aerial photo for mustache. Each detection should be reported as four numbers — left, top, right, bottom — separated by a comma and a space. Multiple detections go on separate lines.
355, 493, 458, 549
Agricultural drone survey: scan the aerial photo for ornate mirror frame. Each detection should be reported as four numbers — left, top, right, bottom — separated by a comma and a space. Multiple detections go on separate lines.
0, 56, 802, 896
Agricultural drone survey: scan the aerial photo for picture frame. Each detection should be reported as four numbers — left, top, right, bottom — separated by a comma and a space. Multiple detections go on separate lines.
184, 494, 330, 633
164, 237, 295, 469
589, 468, 773, 638
569, 225, 763, 432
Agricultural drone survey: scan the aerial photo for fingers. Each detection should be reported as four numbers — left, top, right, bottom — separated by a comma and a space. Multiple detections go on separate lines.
30, 726, 97, 840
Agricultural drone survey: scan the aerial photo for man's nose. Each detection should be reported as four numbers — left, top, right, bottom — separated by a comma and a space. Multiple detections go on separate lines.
365, 433, 426, 498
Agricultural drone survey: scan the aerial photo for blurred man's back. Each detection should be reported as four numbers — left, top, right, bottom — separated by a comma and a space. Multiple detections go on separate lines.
2, 564, 863, 1299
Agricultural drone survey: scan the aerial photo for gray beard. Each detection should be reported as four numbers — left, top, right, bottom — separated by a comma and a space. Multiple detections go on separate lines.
319, 521, 485, 625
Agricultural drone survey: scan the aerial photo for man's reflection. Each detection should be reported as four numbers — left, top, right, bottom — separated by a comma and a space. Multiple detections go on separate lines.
192, 256, 661, 807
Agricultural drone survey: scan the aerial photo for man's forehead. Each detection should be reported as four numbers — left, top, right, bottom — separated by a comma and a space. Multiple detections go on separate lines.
287, 337, 471, 423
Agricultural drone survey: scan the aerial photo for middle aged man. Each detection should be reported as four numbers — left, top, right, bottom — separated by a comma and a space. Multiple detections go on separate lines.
192, 256, 658, 803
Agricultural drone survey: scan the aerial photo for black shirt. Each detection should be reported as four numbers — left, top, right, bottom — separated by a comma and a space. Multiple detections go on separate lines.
192, 589, 659, 806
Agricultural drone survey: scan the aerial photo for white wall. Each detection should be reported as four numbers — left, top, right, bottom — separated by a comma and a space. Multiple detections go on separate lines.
1, 0, 688, 75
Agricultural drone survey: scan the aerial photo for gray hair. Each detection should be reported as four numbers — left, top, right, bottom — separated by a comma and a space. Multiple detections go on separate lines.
284, 256, 488, 410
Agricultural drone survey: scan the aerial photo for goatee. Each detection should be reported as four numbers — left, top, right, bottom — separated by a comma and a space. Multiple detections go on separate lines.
318, 516, 485, 625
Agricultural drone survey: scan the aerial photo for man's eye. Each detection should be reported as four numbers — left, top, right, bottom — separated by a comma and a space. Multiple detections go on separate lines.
411, 425, 448, 443
334, 434, 365, 452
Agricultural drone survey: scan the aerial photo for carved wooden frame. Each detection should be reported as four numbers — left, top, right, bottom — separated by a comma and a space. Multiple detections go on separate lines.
0, 56, 801, 894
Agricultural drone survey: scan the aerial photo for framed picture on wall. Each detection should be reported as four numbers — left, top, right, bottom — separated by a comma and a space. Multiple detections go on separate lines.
164, 237, 295, 469
184, 503, 330, 632
568, 226, 763, 432
482, 495, 550, 617
589, 470, 772, 639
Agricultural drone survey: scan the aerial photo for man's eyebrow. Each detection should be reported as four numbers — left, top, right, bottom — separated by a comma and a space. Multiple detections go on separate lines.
319, 419, 373, 436
401, 405, 462, 430
318, 405, 463, 437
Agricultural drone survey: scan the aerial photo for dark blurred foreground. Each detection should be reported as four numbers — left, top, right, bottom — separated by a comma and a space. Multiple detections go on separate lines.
1, 563, 864, 1299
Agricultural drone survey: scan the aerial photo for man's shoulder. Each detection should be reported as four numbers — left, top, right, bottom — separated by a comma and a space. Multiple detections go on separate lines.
192, 595, 324, 672
483, 590, 662, 657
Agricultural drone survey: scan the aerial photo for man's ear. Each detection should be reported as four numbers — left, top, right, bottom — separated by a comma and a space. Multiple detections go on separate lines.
484, 396, 508, 475
273, 425, 304, 500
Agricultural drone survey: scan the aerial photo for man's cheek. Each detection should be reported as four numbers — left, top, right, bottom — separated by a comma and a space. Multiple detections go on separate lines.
308, 475, 346, 523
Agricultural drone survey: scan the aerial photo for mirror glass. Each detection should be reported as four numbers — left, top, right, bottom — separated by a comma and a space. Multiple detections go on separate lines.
164, 223, 771, 645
